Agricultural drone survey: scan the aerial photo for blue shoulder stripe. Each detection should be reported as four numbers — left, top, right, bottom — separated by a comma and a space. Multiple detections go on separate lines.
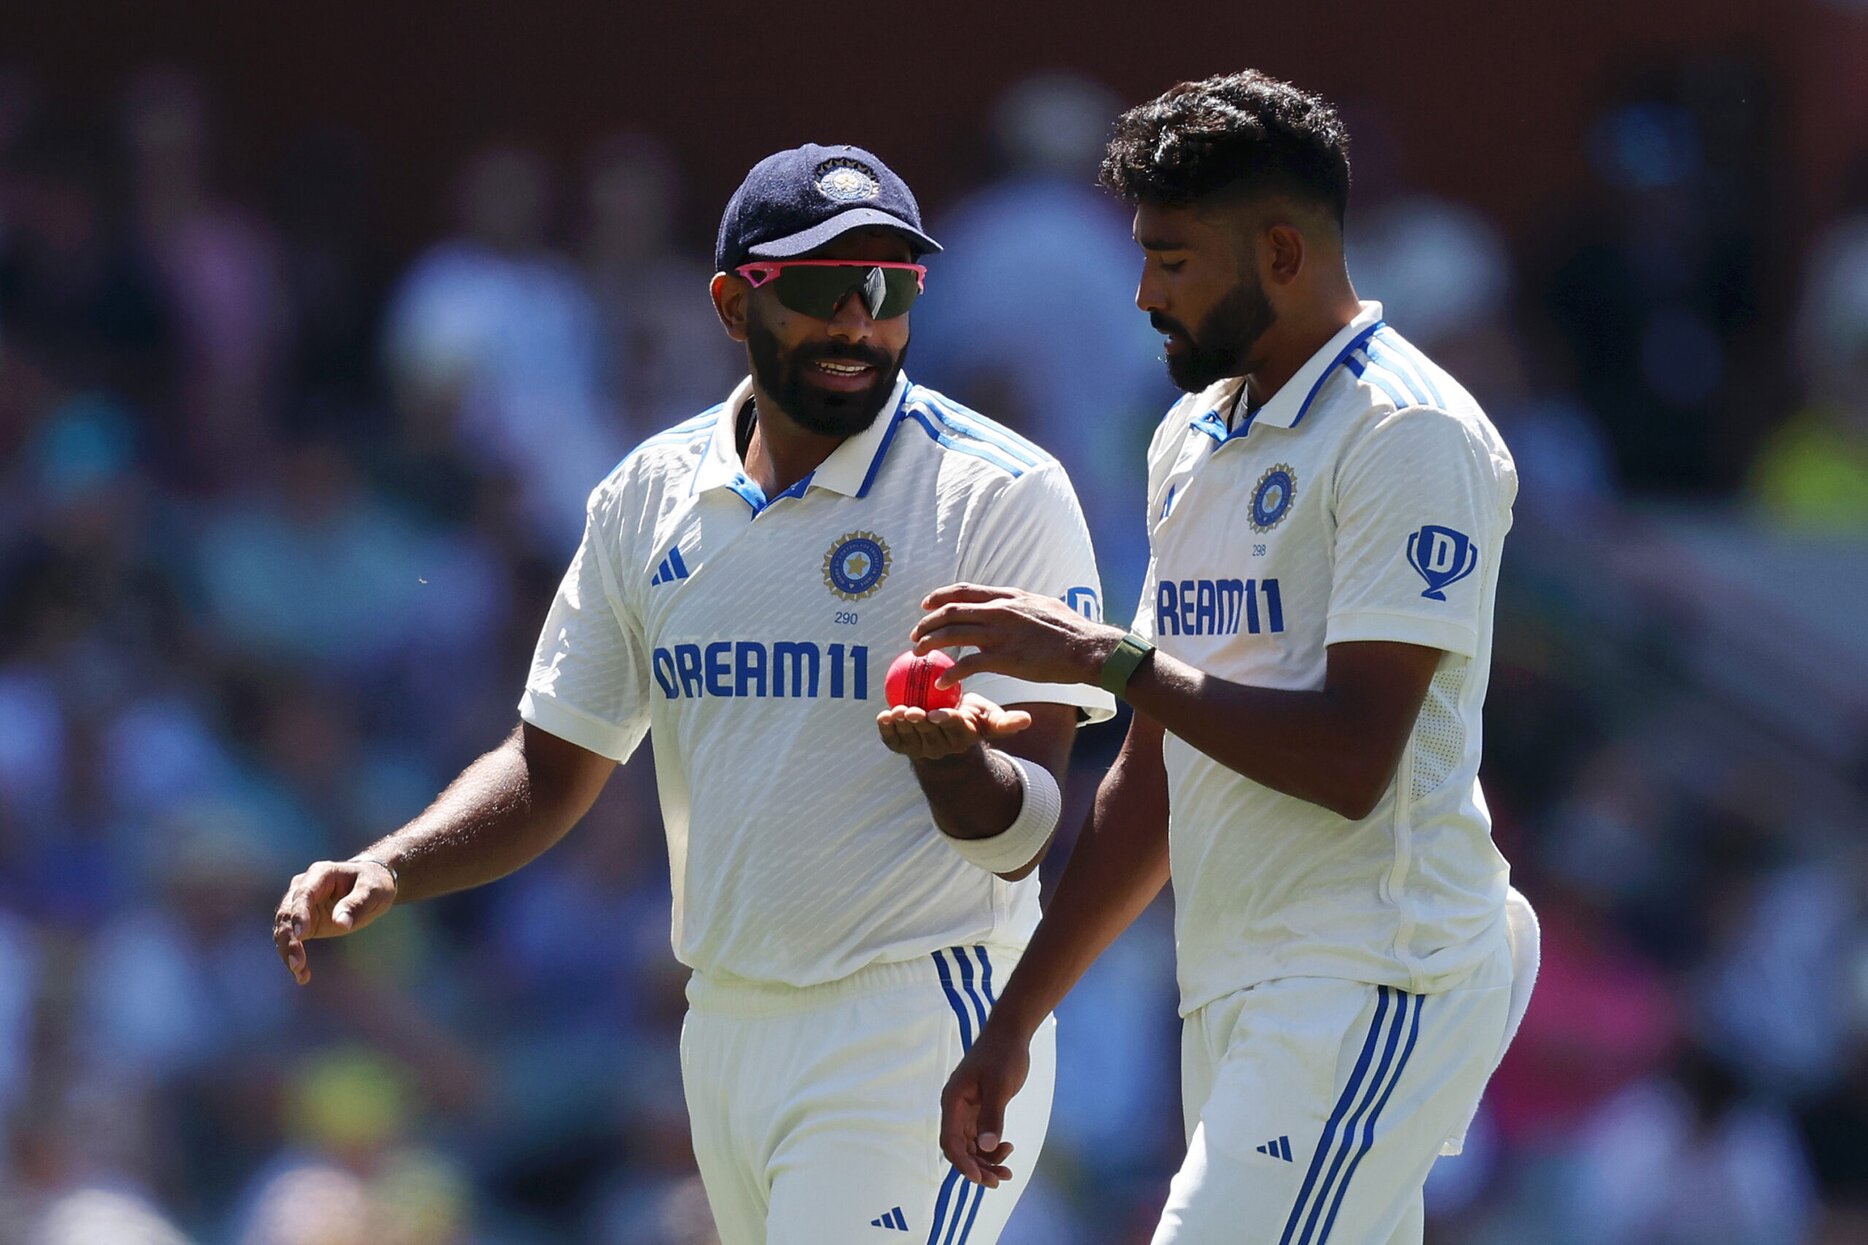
1358, 343, 1430, 406
613, 404, 721, 473
1346, 352, 1412, 410
1289, 321, 1385, 428
902, 406, 1027, 477
915, 391, 1046, 467
1368, 334, 1445, 408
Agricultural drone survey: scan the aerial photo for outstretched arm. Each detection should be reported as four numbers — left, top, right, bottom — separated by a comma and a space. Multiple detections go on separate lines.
272, 722, 615, 984
911, 585, 1440, 820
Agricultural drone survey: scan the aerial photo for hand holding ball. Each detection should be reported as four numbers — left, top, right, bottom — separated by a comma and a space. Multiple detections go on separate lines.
885, 650, 962, 710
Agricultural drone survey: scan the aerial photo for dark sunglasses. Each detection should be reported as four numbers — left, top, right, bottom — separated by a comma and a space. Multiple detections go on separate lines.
735, 260, 928, 321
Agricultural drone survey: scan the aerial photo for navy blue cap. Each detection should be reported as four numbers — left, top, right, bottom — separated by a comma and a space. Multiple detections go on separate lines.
715, 143, 942, 273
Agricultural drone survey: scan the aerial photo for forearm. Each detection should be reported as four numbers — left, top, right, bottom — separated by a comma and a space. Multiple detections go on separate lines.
360, 724, 610, 903
1120, 646, 1420, 820
987, 721, 1172, 1039
909, 746, 1022, 841
911, 586, 1437, 822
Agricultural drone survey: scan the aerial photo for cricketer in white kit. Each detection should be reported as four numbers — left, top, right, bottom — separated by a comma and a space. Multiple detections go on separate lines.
920, 73, 1539, 1245
529, 363, 1111, 1245
273, 142, 1112, 1245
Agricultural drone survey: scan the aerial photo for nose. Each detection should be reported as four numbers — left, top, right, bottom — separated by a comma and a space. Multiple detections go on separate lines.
825, 289, 878, 342
1135, 267, 1164, 315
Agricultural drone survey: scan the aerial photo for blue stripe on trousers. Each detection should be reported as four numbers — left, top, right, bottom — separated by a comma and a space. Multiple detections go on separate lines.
1316, 993, 1424, 1243
1278, 987, 1395, 1245
927, 947, 996, 1245
1297, 989, 1414, 1244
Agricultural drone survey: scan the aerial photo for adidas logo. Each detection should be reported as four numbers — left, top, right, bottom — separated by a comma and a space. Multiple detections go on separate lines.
869, 1206, 908, 1231
1256, 1135, 1293, 1162
650, 547, 692, 585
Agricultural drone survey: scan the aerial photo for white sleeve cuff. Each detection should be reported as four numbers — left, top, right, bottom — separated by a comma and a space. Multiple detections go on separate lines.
1325, 610, 1477, 658
964, 672, 1117, 725
518, 690, 645, 763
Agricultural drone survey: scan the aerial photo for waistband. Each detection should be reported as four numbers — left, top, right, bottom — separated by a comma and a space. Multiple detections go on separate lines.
686, 944, 1019, 1018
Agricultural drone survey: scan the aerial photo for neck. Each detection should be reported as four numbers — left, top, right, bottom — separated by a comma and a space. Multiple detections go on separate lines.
1242, 283, 1363, 409
741, 384, 848, 497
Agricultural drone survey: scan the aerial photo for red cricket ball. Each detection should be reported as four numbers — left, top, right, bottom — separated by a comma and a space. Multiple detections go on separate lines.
885, 649, 962, 710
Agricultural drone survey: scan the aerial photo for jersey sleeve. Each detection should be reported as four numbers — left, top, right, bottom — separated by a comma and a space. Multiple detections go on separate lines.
1130, 555, 1160, 643
961, 461, 1118, 724
1325, 406, 1515, 659
518, 484, 655, 762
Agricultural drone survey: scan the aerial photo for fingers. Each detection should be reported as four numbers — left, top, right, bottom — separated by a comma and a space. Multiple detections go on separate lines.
912, 626, 997, 659
331, 870, 394, 932
940, 1073, 981, 1183
874, 706, 987, 759
976, 1084, 1008, 1155
272, 896, 306, 984
910, 601, 999, 647
975, 708, 1032, 739
936, 651, 999, 687
921, 583, 1017, 610
274, 872, 316, 985
940, 1059, 1023, 1189
271, 860, 383, 986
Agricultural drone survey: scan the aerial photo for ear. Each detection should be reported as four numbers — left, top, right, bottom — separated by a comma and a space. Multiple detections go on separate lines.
711, 272, 750, 342
1261, 222, 1306, 288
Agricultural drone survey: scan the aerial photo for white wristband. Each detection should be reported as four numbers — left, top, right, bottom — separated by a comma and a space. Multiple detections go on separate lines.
943, 753, 1063, 874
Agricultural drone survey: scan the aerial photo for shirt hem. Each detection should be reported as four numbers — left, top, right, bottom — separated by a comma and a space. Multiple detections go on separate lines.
686, 943, 1027, 1017
518, 690, 636, 762
1325, 610, 1478, 658
1176, 935, 1512, 1017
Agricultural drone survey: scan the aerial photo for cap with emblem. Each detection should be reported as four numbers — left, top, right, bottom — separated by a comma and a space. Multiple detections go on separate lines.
715, 143, 943, 273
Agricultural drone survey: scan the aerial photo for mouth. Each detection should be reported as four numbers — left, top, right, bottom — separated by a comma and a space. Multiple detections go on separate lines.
805, 357, 881, 392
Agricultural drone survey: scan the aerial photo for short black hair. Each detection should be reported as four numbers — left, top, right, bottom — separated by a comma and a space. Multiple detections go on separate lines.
1100, 71, 1351, 225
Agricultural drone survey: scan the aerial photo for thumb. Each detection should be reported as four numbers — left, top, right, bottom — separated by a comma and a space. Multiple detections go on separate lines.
980, 708, 1033, 739
330, 885, 381, 931
976, 1093, 1007, 1152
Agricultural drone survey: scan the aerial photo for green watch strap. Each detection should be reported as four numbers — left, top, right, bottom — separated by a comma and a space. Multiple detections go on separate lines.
1098, 632, 1157, 696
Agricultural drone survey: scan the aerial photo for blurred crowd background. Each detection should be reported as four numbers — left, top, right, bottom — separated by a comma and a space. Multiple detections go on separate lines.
3, 3, 1867, 1243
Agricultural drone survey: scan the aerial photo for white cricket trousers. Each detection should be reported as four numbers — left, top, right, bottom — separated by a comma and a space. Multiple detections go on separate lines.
681, 946, 1056, 1245
1152, 970, 1513, 1245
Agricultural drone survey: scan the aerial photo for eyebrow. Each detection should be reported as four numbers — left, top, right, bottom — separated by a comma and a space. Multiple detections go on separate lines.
1135, 235, 1188, 252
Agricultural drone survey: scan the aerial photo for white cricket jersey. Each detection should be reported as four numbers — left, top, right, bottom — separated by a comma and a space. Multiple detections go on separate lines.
521, 372, 1114, 989
1132, 301, 1518, 1013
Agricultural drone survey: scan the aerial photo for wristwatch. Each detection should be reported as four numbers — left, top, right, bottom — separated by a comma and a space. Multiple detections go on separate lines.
1097, 631, 1157, 697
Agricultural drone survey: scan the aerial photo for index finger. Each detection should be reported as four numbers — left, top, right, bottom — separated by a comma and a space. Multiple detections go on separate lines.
274, 890, 310, 984
921, 583, 1015, 610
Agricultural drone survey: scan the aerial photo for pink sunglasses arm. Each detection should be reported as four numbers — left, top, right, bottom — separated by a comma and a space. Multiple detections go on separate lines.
735, 261, 927, 291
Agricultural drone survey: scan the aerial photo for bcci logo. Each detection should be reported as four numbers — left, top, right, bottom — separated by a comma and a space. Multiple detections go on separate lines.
814, 159, 881, 204
1249, 464, 1297, 533
824, 531, 891, 600
1406, 525, 1478, 600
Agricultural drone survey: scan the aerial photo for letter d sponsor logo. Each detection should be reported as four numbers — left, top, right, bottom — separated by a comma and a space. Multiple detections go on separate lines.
1406, 525, 1477, 600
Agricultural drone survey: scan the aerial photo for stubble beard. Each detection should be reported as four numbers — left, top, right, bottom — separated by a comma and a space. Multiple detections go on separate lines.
1153, 274, 1277, 393
745, 317, 908, 439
